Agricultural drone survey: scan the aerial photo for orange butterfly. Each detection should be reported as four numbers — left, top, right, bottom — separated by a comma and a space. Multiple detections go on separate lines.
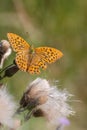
7, 33, 63, 74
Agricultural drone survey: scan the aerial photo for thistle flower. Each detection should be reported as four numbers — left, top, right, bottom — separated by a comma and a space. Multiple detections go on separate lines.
0, 85, 17, 128
0, 40, 12, 68
19, 78, 75, 128
56, 117, 70, 130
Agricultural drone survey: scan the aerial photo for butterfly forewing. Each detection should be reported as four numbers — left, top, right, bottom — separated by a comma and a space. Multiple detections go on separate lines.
35, 47, 63, 63
7, 33, 30, 52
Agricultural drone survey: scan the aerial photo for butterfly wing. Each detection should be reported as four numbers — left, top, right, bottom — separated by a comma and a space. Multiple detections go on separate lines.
35, 47, 63, 63
15, 51, 29, 72
28, 54, 47, 74
7, 33, 30, 52
27, 47, 63, 74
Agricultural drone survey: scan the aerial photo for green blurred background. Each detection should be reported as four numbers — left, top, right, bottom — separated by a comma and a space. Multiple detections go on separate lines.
0, 0, 87, 130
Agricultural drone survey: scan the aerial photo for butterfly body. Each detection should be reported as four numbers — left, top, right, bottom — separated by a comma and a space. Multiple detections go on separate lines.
7, 33, 63, 74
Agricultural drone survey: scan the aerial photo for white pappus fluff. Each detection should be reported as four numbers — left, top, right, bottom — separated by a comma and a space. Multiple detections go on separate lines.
0, 85, 16, 128
28, 78, 75, 126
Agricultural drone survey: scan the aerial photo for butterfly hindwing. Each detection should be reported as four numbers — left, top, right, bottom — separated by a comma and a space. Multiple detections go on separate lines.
28, 54, 47, 74
15, 51, 28, 72
7, 33, 30, 52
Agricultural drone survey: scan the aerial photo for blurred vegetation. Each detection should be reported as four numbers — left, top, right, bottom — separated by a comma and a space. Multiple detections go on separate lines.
0, 0, 87, 130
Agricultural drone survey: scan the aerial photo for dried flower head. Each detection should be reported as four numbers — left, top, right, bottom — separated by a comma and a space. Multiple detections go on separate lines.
19, 78, 75, 127
0, 40, 12, 68
0, 85, 17, 128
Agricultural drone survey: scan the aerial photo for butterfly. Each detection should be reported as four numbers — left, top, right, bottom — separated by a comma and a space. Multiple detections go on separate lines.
7, 33, 63, 74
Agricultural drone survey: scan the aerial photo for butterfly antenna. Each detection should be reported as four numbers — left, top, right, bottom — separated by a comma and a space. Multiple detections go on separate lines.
26, 32, 34, 46
26, 32, 30, 37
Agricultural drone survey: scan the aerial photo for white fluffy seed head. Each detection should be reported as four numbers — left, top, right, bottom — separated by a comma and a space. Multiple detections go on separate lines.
27, 78, 50, 98
0, 85, 16, 128
37, 87, 74, 125
24, 78, 75, 126
27, 78, 50, 92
